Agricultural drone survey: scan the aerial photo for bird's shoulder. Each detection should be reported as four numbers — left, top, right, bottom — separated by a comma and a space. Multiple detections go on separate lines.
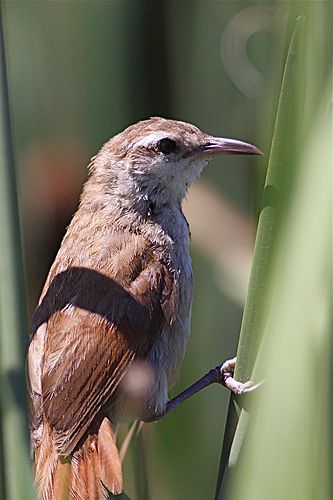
31, 229, 178, 337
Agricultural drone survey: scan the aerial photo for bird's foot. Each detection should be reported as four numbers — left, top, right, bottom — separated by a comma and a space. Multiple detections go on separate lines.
218, 357, 261, 396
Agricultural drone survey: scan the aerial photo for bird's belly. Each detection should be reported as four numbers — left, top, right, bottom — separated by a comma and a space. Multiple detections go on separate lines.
145, 271, 194, 414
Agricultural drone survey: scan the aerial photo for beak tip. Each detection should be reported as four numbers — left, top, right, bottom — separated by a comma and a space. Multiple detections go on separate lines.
252, 146, 264, 156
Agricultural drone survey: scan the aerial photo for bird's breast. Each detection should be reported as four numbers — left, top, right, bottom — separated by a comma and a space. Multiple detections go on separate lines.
143, 208, 194, 411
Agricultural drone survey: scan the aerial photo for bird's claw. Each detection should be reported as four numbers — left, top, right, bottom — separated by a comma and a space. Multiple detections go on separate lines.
218, 357, 262, 396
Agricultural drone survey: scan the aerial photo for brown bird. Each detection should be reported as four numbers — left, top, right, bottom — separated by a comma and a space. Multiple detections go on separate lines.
26, 117, 262, 499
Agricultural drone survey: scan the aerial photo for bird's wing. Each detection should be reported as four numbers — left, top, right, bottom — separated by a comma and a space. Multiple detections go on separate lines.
27, 232, 177, 456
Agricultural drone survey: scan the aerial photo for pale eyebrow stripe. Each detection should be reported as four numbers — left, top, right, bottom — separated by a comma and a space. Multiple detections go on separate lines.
130, 132, 172, 149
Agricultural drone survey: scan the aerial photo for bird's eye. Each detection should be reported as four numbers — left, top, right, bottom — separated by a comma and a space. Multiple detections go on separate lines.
157, 138, 177, 154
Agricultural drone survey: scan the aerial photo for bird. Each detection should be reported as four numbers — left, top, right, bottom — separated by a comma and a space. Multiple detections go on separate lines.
26, 116, 262, 499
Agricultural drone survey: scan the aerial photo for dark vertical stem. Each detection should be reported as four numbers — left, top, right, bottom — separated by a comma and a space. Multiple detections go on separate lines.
214, 399, 239, 498
134, 426, 151, 500
127, 1, 171, 119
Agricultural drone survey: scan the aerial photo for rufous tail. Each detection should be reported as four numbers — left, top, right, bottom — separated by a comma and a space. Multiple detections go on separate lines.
34, 418, 123, 500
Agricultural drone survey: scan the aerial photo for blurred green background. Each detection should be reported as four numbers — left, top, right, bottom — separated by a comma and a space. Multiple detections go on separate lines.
1, 2, 331, 500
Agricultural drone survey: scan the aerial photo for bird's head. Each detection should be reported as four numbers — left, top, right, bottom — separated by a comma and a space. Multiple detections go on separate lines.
90, 117, 262, 208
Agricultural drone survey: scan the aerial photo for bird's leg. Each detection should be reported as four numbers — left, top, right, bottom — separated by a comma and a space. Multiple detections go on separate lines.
142, 357, 256, 423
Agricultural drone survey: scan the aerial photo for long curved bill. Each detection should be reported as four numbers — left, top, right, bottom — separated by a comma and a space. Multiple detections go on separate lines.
197, 136, 263, 156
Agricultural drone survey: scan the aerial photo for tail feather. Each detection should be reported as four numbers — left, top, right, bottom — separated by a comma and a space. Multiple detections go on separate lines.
70, 454, 86, 500
35, 418, 123, 500
98, 418, 122, 495
35, 422, 59, 500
